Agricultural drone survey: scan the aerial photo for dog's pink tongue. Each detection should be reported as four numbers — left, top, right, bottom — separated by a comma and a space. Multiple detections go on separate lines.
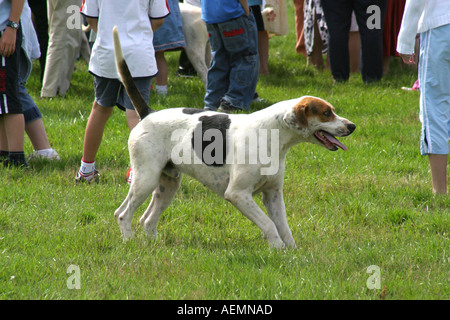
323, 132, 347, 151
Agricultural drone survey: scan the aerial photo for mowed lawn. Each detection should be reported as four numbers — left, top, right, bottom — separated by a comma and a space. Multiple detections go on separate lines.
0, 2, 448, 300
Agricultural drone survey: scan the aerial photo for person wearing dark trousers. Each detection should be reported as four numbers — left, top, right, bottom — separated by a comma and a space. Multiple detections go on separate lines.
321, 0, 387, 83
28, 0, 48, 82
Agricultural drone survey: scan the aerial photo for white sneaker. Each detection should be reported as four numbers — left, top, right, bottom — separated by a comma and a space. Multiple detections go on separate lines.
75, 169, 100, 183
27, 149, 61, 161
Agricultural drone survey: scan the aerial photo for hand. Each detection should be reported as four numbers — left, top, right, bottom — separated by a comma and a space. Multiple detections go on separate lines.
0, 27, 17, 57
399, 53, 415, 65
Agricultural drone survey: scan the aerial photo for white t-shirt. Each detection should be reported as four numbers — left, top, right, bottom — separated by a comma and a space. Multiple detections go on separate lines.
81, 0, 169, 79
397, 0, 450, 55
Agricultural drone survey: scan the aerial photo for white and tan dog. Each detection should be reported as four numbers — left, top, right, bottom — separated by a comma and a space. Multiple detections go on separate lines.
112, 27, 355, 248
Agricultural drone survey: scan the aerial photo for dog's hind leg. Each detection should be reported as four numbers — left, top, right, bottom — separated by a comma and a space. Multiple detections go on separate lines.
115, 167, 163, 240
262, 188, 296, 248
140, 173, 182, 238
185, 44, 209, 88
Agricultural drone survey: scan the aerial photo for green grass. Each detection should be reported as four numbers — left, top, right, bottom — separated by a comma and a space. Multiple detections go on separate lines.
1, 2, 449, 300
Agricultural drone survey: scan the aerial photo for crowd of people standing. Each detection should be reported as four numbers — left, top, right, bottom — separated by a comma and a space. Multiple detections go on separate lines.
0, 0, 448, 195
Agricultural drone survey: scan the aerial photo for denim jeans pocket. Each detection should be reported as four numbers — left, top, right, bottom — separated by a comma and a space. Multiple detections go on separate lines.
219, 16, 251, 53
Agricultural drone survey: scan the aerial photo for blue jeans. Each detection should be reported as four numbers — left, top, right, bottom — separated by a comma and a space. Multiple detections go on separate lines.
20, 79, 42, 124
204, 13, 259, 111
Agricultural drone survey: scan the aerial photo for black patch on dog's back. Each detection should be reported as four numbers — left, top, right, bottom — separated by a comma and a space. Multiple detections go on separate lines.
192, 114, 231, 166
182, 108, 206, 115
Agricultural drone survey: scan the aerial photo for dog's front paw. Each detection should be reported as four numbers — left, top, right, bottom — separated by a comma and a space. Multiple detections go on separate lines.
268, 237, 285, 250
120, 227, 134, 242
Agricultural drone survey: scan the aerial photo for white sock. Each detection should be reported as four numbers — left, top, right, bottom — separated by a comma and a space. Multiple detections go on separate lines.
155, 85, 167, 95
79, 159, 95, 176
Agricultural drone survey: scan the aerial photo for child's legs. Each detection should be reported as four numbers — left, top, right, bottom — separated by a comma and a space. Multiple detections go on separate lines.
419, 24, 450, 194
126, 109, 140, 131
118, 76, 152, 131
0, 28, 24, 153
154, 51, 168, 86
81, 76, 121, 163
0, 114, 25, 152
0, 117, 7, 150
82, 100, 113, 163
251, 5, 269, 74
25, 119, 51, 151
204, 23, 230, 110
19, 80, 51, 151
428, 154, 447, 194
222, 15, 259, 110
419, 26, 450, 156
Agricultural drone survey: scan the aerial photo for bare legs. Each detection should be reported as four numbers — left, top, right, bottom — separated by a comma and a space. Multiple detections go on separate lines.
428, 154, 448, 195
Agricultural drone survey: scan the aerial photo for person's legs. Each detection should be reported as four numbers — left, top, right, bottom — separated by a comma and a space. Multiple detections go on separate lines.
251, 5, 269, 74
2, 114, 26, 166
118, 76, 152, 130
19, 79, 58, 158
1, 114, 24, 152
0, 27, 26, 166
418, 25, 450, 195
41, 0, 82, 97
82, 100, 114, 163
25, 118, 60, 160
353, 0, 387, 83
0, 119, 7, 154
222, 14, 259, 110
126, 109, 140, 131
25, 119, 50, 151
204, 23, 230, 111
349, 31, 361, 73
321, 0, 353, 82
28, 0, 49, 82
258, 30, 269, 74
428, 154, 447, 195
293, 0, 306, 56
308, 17, 325, 70
154, 51, 168, 94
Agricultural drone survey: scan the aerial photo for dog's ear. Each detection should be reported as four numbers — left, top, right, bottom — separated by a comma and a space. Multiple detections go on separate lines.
283, 102, 309, 129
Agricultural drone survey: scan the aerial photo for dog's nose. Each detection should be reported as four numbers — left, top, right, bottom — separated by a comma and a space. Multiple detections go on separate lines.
347, 123, 356, 134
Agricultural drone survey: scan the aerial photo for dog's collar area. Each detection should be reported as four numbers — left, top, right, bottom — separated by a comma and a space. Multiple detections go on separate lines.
314, 130, 347, 151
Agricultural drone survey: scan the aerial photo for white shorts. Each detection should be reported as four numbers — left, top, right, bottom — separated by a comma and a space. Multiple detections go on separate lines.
419, 23, 450, 155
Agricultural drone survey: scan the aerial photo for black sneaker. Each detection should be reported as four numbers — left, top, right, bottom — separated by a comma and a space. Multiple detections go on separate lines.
177, 65, 197, 78
217, 99, 242, 114
3, 159, 29, 169
253, 92, 261, 102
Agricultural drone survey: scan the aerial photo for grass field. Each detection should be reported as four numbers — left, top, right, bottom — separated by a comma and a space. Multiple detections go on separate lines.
1, 2, 449, 300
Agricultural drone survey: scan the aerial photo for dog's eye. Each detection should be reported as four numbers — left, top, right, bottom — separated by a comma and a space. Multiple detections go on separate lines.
323, 110, 333, 117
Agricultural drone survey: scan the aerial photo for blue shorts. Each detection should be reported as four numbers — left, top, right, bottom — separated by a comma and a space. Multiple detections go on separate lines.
419, 23, 450, 155
93, 75, 152, 110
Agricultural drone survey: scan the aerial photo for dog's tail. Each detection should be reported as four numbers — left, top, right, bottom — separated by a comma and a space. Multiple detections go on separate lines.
113, 26, 153, 120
